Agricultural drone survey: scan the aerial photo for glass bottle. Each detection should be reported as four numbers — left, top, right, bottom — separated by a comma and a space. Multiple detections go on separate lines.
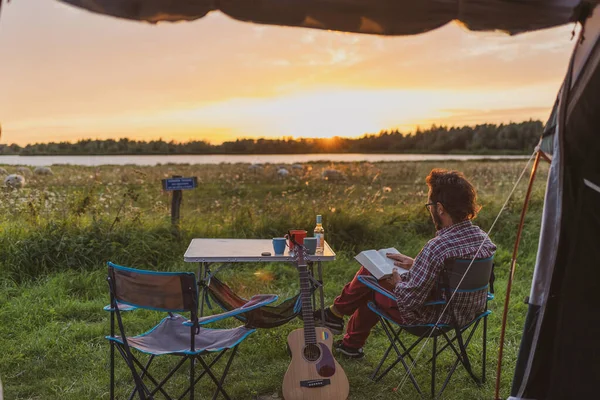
314, 214, 325, 254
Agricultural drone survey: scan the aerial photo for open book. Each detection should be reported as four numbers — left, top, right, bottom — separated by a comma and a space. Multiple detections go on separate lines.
354, 247, 410, 280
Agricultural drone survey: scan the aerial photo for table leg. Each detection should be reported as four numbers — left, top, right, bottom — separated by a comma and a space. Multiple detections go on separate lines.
317, 261, 326, 326
198, 262, 207, 317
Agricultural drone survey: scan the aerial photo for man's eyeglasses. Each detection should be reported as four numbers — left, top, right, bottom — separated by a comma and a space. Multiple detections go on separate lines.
424, 202, 436, 210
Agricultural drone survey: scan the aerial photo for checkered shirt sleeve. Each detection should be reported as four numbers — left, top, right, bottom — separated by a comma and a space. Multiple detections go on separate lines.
393, 220, 496, 325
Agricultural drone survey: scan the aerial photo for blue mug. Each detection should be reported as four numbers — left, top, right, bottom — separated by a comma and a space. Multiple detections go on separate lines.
273, 237, 287, 254
303, 237, 318, 255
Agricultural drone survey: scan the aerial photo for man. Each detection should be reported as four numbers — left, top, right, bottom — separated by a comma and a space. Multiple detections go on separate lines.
315, 169, 496, 358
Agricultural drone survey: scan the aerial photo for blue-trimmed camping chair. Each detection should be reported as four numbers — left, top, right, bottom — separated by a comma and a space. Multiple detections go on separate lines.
105, 261, 278, 400
357, 257, 494, 399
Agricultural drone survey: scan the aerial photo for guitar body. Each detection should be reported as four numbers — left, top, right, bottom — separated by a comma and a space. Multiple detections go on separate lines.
282, 327, 349, 400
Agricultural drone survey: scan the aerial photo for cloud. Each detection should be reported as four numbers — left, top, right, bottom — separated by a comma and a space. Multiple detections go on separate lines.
0, 6, 575, 145
422, 107, 552, 127
301, 32, 317, 44
3, 86, 557, 145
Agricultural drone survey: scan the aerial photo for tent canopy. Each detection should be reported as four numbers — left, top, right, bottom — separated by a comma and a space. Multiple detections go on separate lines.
57, 0, 594, 36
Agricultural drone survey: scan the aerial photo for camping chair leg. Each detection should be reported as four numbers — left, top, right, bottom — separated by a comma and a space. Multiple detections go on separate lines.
111, 300, 150, 399
454, 328, 473, 374
375, 331, 427, 386
178, 350, 231, 400
373, 319, 422, 395
371, 320, 399, 380
120, 344, 186, 399
428, 320, 481, 362
211, 346, 238, 400
110, 291, 116, 400
385, 321, 414, 363
428, 330, 461, 362
482, 316, 487, 383
372, 342, 394, 380
438, 323, 480, 397
371, 317, 394, 380
431, 335, 437, 399
190, 354, 195, 400
439, 356, 460, 398
128, 355, 156, 400
114, 344, 155, 399
195, 356, 232, 400
190, 322, 197, 400
122, 345, 180, 399
110, 340, 115, 400
441, 331, 480, 385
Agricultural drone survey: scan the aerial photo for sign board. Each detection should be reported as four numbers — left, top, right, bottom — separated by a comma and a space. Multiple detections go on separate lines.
162, 177, 198, 191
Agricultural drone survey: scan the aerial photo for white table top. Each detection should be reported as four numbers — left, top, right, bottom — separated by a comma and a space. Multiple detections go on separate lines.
184, 238, 336, 263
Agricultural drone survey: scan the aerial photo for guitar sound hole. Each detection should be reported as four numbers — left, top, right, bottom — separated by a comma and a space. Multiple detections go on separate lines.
303, 344, 322, 362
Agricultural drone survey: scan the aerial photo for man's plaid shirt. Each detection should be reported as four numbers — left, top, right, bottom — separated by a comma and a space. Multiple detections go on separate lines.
393, 220, 496, 326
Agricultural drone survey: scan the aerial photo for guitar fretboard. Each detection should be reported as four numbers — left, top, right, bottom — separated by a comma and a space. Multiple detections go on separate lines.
297, 255, 317, 345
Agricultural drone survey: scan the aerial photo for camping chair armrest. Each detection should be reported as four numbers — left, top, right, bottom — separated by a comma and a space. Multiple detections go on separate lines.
424, 300, 446, 306
103, 303, 137, 312
184, 294, 279, 326
421, 292, 494, 307
356, 275, 396, 301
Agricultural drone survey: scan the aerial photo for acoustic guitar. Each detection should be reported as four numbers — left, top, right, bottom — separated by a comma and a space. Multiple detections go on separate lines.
282, 247, 349, 400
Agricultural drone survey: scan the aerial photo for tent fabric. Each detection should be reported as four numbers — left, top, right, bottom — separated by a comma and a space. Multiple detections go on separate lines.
538, 100, 557, 157
56, 0, 595, 36
509, 4, 600, 399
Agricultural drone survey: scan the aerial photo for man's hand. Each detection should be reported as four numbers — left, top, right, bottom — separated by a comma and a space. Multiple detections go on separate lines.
386, 252, 414, 269
388, 268, 403, 286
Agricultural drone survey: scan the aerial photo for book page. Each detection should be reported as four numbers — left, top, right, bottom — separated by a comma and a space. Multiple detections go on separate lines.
355, 250, 395, 280
377, 247, 409, 275
377, 247, 400, 258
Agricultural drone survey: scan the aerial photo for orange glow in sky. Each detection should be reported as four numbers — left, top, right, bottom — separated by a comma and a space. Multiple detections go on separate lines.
0, 2, 577, 145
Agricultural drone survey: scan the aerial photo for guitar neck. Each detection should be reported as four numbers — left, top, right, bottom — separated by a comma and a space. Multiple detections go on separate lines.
297, 260, 317, 345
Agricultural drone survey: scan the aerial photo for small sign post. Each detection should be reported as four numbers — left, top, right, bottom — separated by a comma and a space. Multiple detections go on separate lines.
161, 175, 198, 235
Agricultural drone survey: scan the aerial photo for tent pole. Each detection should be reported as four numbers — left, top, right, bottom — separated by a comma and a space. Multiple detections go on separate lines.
494, 150, 542, 400
538, 150, 552, 163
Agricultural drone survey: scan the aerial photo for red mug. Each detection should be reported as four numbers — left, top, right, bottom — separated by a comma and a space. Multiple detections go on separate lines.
286, 229, 307, 252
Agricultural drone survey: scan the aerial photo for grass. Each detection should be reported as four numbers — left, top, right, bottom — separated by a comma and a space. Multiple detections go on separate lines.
0, 160, 548, 399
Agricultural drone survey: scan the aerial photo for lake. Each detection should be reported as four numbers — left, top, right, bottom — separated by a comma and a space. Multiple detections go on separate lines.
0, 154, 529, 167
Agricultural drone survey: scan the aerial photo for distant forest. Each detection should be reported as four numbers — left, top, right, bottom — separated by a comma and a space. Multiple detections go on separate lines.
2, 121, 544, 155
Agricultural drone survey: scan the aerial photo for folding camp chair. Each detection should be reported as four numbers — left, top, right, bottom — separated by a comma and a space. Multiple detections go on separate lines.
105, 261, 278, 400
357, 257, 494, 399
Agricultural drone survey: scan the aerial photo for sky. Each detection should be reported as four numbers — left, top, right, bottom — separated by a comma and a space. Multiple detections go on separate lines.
0, 1, 579, 145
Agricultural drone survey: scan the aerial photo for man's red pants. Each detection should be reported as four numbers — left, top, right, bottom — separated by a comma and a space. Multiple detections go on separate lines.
333, 266, 406, 349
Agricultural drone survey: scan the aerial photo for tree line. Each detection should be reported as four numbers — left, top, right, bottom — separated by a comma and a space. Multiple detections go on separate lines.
1, 121, 544, 155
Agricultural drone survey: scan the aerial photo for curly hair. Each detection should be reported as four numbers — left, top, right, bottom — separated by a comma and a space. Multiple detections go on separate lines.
426, 169, 481, 222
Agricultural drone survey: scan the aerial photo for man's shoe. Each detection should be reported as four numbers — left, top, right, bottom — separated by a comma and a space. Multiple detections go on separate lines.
312, 307, 344, 335
334, 340, 365, 359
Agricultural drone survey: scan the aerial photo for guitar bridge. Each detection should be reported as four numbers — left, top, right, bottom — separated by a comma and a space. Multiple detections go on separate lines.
300, 379, 331, 388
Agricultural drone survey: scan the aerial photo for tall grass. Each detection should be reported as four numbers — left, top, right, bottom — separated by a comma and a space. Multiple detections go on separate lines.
0, 160, 548, 399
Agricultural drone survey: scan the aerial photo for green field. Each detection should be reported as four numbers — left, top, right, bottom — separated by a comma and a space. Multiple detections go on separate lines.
0, 160, 547, 399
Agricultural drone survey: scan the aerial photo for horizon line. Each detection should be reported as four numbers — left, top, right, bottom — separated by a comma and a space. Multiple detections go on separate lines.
4, 119, 544, 147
